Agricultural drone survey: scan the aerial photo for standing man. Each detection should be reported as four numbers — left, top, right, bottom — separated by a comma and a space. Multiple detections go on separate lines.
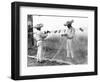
33, 24, 47, 62
63, 20, 75, 58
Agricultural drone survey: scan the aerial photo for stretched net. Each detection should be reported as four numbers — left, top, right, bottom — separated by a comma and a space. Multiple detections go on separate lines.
42, 33, 68, 62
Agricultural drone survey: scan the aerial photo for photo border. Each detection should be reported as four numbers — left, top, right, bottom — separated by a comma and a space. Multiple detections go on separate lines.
11, 1, 98, 80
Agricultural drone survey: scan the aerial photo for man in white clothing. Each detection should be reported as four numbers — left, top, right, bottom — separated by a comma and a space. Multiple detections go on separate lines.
63, 20, 75, 58
33, 24, 47, 62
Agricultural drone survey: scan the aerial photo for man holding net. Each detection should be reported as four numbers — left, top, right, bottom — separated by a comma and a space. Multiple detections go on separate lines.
33, 24, 47, 62
62, 20, 75, 58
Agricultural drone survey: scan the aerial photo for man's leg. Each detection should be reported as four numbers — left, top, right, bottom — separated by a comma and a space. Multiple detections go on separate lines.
68, 40, 74, 58
37, 41, 43, 62
67, 40, 70, 58
37, 41, 41, 62
37, 46, 42, 62
70, 50, 74, 58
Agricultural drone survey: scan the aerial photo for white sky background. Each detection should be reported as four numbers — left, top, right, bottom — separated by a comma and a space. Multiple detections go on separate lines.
32, 15, 88, 35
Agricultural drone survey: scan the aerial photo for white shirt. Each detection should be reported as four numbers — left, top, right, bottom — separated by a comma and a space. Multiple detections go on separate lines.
67, 27, 75, 39
33, 29, 47, 41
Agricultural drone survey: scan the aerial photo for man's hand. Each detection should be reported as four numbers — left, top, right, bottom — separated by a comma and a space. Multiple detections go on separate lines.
41, 33, 48, 40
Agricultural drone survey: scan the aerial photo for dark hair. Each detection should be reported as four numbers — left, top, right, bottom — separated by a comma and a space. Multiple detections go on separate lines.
37, 28, 41, 31
67, 24, 72, 29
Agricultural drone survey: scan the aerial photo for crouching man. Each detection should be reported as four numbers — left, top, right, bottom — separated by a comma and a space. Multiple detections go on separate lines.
33, 24, 47, 62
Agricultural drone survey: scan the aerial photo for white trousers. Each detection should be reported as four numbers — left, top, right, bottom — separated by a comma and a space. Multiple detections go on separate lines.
66, 39, 74, 58
37, 41, 44, 62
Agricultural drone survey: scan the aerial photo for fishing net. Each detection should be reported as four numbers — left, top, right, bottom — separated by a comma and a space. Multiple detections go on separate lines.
42, 32, 88, 64
42, 33, 68, 62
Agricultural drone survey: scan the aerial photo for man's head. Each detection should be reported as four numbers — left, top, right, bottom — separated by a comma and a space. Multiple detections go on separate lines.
33, 23, 43, 31
64, 20, 74, 29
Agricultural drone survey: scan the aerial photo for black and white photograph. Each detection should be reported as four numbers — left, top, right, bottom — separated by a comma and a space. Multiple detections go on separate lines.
27, 14, 88, 66
11, 2, 97, 80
